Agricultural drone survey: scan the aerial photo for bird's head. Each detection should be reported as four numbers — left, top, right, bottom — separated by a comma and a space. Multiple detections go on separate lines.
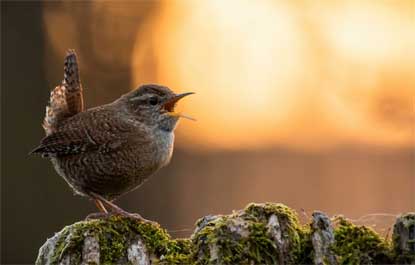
121, 84, 194, 131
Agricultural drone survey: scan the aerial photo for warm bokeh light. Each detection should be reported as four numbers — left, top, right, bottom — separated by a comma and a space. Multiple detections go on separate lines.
322, 1, 414, 62
131, 0, 414, 150
134, 0, 308, 149
43, 0, 414, 150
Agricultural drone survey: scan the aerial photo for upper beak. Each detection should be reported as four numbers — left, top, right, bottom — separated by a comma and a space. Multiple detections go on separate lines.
163, 92, 194, 112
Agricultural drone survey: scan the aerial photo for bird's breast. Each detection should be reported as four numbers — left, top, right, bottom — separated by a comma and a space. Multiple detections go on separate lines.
152, 129, 175, 168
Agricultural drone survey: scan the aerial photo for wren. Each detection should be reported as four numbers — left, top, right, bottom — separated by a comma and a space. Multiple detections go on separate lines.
31, 50, 193, 221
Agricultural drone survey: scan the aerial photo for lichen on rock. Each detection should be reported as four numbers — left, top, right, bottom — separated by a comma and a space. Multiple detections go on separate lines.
393, 213, 415, 264
191, 203, 309, 264
310, 211, 337, 265
36, 203, 413, 265
36, 216, 191, 265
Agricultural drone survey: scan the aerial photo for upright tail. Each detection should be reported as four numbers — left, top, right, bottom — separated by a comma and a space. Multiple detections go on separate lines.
43, 50, 85, 135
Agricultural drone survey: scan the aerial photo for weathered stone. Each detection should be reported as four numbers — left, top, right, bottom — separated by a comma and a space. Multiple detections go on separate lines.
127, 237, 150, 265
393, 213, 415, 264
311, 211, 337, 265
81, 236, 100, 265
36, 203, 411, 265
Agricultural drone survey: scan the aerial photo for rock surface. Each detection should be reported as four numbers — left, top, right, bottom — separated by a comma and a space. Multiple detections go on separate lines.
311, 211, 337, 265
36, 203, 415, 265
393, 213, 415, 264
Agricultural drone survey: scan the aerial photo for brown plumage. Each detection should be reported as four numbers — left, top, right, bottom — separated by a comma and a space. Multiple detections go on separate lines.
31, 50, 193, 220
43, 50, 84, 135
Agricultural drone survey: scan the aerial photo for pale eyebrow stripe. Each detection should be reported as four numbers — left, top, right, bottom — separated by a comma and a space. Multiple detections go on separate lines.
129, 94, 155, 101
129, 96, 142, 101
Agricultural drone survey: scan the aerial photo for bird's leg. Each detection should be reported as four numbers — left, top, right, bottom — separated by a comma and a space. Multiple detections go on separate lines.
89, 192, 154, 224
85, 198, 110, 220
94, 199, 108, 213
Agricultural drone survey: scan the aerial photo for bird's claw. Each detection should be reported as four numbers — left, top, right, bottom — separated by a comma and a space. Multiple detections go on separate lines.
85, 212, 111, 220
85, 211, 157, 226
113, 210, 158, 225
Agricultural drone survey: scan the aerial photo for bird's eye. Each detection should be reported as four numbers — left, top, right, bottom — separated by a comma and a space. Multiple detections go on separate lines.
148, 96, 159, 105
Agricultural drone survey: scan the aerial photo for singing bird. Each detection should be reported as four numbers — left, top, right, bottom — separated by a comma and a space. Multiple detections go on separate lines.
31, 50, 193, 221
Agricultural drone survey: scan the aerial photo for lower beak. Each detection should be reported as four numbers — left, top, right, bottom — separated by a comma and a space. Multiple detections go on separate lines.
168, 112, 197, 121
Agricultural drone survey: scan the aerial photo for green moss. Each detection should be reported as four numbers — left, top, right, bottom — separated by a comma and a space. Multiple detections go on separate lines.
247, 222, 280, 264
244, 203, 299, 224
193, 216, 276, 264
157, 238, 192, 264
246, 203, 312, 264
38, 204, 408, 265
392, 213, 415, 264
333, 217, 392, 264
192, 215, 229, 264
49, 226, 72, 264
192, 203, 310, 264
48, 217, 127, 264
45, 216, 192, 265
295, 226, 314, 264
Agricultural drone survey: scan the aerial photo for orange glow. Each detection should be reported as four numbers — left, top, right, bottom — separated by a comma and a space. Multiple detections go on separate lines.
322, 2, 414, 62
132, 0, 414, 150
134, 0, 310, 149
43, 0, 415, 150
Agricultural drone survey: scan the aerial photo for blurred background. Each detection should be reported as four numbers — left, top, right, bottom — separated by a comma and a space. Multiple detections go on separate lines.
2, 0, 414, 263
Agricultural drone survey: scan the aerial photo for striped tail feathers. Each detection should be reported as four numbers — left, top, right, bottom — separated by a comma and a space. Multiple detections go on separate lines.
63, 49, 84, 119
63, 49, 81, 91
43, 50, 85, 135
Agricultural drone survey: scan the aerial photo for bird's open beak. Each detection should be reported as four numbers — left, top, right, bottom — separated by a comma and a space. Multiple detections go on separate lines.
163, 92, 195, 121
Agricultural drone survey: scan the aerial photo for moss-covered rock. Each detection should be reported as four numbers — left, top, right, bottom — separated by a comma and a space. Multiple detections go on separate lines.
332, 217, 392, 264
392, 213, 415, 264
310, 211, 337, 265
36, 203, 411, 265
191, 203, 307, 264
36, 215, 191, 265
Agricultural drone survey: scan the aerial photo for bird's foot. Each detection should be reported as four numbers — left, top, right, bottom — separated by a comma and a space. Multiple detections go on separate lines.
85, 211, 156, 225
112, 209, 157, 225
85, 212, 111, 220
85, 211, 158, 225
88, 192, 157, 225
85, 211, 157, 225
